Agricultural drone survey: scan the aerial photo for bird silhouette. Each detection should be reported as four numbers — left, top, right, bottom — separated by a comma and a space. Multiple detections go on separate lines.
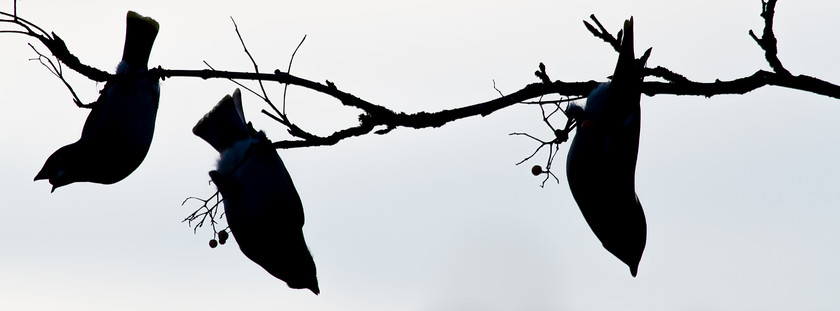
193, 89, 319, 294
35, 11, 160, 192
566, 18, 648, 276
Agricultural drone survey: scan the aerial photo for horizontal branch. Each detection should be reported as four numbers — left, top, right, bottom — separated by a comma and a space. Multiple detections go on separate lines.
155, 67, 601, 148
154, 68, 392, 117
21, 50, 840, 149
390, 80, 599, 129
2, 0, 837, 150
643, 68, 840, 99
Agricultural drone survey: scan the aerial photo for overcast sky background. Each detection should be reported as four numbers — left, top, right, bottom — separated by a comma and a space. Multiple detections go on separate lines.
1, 0, 839, 310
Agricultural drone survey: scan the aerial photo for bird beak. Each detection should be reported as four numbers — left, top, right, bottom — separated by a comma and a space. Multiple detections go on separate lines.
34, 169, 49, 181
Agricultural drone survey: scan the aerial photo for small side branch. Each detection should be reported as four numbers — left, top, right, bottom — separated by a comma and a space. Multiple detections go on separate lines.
283, 35, 307, 115
748, 0, 790, 76
509, 89, 577, 187
27, 43, 85, 107
182, 191, 224, 234
583, 14, 621, 52
1, 11, 108, 106
230, 17, 283, 118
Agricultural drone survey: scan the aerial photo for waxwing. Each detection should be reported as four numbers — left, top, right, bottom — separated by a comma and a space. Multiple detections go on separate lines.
193, 89, 319, 294
566, 18, 647, 276
35, 11, 160, 192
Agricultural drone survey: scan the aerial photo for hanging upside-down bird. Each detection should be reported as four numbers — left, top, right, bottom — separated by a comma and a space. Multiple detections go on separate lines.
35, 11, 161, 192
193, 89, 319, 294
566, 18, 649, 276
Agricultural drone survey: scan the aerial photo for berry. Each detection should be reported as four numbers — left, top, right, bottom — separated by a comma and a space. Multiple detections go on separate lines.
209, 239, 218, 248
218, 230, 229, 245
531, 165, 542, 176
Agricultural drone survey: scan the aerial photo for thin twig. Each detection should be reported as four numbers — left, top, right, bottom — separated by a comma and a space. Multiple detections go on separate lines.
492, 79, 505, 97
583, 14, 621, 52
231, 17, 284, 118
283, 35, 307, 116
521, 96, 584, 105
182, 191, 223, 234
203, 60, 260, 98
510, 132, 552, 165
28, 43, 85, 107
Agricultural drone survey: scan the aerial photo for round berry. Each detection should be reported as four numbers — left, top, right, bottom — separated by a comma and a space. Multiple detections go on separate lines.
209, 239, 218, 248
218, 230, 229, 241
531, 165, 542, 176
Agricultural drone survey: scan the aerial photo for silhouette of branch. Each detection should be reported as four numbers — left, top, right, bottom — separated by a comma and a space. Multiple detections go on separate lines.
583, 14, 621, 52
0, 10, 105, 107
182, 191, 224, 234
230, 17, 283, 118
27, 43, 86, 107
1, 0, 837, 153
0, 11, 110, 82
510, 97, 576, 187
642, 70, 840, 98
284, 35, 307, 116
749, 0, 789, 76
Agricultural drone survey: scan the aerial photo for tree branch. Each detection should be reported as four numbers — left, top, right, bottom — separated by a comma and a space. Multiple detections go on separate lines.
1, 0, 836, 153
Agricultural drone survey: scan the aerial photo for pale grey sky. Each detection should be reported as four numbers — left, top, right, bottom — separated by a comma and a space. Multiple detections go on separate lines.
1, 0, 838, 310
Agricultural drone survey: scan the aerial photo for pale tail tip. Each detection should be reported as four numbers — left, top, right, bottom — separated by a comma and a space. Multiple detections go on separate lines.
624, 18, 633, 34
127, 11, 160, 31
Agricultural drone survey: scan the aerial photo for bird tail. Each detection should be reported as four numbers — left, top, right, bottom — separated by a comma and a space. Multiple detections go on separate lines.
612, 18, 636, 84
606, 17, 647, 128
193, 89, 251, 152
122, 11, 159, 70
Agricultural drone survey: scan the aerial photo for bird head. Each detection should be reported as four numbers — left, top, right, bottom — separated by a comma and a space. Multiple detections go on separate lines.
34, 145, 79, 192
